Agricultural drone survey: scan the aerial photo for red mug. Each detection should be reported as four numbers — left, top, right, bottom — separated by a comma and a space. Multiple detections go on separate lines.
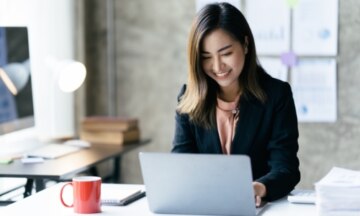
60, 176, 101, 214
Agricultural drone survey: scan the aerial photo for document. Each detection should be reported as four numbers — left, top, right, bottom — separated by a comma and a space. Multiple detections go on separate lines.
292, 0, 338, 55
245, 0, 290, 55
316, 167, 360, 186
259, 57, 288, 82
291, 58, 337, 122
316, 167, 360, 216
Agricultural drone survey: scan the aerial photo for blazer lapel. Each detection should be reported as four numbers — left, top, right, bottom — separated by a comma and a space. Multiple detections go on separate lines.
211, 127, 223, 153
231, 96, 264, 154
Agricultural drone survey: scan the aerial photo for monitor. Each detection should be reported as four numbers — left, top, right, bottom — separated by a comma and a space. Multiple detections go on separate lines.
0, 27, 34, 136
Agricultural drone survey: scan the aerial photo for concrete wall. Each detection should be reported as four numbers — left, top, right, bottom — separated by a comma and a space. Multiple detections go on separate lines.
113, 0, 194, 183
83, 0, 360, 189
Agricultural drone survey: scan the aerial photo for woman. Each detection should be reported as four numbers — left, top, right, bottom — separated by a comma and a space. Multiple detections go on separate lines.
172, 2, 300, 206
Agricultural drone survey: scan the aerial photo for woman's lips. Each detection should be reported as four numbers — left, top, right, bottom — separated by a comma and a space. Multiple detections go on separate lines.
213, 69, 231, 77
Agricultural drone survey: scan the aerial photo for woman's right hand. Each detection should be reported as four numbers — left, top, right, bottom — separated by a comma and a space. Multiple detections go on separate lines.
253, 182, 266, 207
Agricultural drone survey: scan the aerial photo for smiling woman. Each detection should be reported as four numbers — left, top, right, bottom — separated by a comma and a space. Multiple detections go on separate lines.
172, 2, 300, 207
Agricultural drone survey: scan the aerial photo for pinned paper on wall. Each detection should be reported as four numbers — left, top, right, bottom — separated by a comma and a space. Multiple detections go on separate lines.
291, 59, 337, 122
259, 57, 288, 82
292, 0, 338, 56
195, 0, 242, 12
245, 0, 290, 55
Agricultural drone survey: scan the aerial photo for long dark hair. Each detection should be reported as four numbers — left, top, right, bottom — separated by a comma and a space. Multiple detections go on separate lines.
177, 2, 266, 128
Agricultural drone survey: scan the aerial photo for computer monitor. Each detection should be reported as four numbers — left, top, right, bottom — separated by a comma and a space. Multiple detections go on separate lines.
0, 27, 34, 136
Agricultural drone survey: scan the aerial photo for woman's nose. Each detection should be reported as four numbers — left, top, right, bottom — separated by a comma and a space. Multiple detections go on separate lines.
213, 57, 223, 72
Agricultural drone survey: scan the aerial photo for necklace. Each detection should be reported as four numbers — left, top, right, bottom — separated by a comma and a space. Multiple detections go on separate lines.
216, 95, 240, 116
216, 105, 239, 115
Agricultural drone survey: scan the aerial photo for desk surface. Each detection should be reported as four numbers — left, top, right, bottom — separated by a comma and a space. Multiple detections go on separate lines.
0, 183, 317, 216
0, 140, 149, 180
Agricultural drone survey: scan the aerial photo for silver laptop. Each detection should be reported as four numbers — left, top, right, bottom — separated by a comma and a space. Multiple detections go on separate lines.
139, 152, 258, 216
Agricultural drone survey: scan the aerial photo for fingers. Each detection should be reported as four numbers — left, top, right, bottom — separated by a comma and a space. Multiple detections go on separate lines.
253, 182, 266, 207
255, 195, 262, 207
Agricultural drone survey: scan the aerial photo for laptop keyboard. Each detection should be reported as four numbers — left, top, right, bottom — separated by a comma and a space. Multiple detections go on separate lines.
24, 144, 81, 159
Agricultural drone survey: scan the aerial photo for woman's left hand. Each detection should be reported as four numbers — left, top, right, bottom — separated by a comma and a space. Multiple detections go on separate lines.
253, 182, 267, 207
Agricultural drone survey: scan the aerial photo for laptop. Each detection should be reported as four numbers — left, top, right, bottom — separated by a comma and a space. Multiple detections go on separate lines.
139, 152, 259, 216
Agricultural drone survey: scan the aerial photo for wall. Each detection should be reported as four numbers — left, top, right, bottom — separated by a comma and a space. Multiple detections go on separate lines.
84, 0, 360, 189
115, 0, 194, 182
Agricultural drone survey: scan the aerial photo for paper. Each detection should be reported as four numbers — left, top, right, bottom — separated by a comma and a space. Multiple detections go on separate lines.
291, 59, 337, 122
259, 57, 288, 82
317, 167, 360, 187
292, 0, 338, 55
316, 167, 360, 215
245, 0, 290, 55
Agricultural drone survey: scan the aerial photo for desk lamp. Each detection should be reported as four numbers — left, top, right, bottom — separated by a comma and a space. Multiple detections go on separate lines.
55, 60, 86, 93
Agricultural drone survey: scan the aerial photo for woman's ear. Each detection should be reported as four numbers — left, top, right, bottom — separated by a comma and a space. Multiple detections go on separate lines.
244, 36, 249, 54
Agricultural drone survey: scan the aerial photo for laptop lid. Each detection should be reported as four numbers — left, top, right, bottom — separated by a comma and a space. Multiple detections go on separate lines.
139, 152, 257, 216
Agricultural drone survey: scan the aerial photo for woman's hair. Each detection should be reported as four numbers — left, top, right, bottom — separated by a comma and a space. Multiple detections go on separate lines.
177, 2, 266, 128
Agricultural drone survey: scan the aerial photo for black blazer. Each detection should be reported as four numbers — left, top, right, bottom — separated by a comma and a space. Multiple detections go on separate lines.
172, 73, 300, 201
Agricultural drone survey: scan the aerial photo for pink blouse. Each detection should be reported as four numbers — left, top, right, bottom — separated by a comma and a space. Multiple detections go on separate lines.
216, 95, 240, 155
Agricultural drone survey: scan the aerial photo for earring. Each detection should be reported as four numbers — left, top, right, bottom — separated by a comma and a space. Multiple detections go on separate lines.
244, 40, 249, 54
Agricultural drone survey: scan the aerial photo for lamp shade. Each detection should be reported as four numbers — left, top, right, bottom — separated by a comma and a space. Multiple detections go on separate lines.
0, 60, 30, 95
56, 60, 86, 92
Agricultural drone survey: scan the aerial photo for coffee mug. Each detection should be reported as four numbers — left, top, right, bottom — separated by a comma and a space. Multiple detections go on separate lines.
60, 176, 101, 214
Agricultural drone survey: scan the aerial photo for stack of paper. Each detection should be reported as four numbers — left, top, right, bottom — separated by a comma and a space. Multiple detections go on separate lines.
315, 167, 360, 216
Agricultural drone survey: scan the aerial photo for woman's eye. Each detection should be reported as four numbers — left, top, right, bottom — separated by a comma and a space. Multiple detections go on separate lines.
222, 52, 232, 56
201, 56, 211, 60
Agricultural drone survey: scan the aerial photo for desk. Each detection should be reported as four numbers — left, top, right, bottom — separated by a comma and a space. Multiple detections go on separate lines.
0, 183, 317, 216
0, 140, 149, 197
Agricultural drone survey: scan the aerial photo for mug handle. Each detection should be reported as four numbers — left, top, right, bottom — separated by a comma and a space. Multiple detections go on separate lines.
60, 182, 74, 208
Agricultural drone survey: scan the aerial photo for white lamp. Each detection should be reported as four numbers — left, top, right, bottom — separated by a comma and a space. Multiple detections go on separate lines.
56, 60, 86, 93
46, 58, 87, 93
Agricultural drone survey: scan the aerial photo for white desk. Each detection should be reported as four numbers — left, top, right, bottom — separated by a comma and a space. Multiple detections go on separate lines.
0, 183, 317, 216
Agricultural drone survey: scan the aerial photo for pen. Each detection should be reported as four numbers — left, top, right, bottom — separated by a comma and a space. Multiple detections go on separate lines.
121, 191, 146, 206
0, 158, 13, 164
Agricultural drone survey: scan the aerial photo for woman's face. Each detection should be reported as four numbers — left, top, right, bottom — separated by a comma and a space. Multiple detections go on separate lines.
200, 29, 247, 91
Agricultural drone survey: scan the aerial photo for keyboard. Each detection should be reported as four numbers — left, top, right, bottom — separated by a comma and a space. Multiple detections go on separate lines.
287, 189, 316, 204
24, 144, 82, 159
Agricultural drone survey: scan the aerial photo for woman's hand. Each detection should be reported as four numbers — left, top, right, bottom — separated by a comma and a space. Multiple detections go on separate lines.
253, 182, 267, 207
